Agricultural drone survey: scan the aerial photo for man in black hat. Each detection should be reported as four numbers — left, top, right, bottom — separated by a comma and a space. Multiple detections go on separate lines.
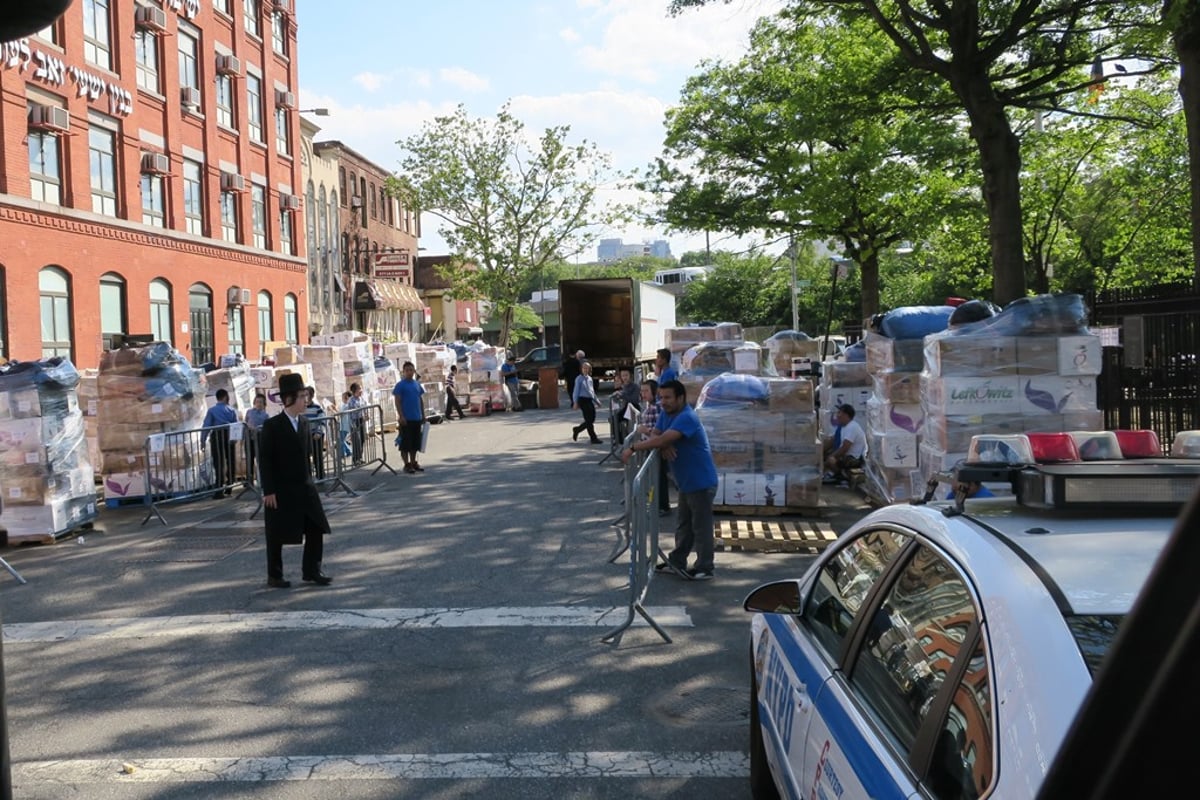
257, 372, 333, 588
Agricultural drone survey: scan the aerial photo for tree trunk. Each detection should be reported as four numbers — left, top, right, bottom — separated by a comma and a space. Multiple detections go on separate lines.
1176, 4, 1200, 286
958, 74, 1029, 305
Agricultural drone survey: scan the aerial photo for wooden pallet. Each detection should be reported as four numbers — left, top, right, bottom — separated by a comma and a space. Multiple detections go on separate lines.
716, 518, 838, 553
714, 504, 822, 517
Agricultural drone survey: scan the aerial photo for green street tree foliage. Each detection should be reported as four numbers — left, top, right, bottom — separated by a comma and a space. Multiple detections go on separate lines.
670, 0, 1172, 304
388, 103, 625, 347
648, 12, 968, 320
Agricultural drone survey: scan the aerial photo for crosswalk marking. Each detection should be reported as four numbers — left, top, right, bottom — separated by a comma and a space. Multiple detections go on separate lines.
2, 606, 694, 643
15, 751, 749, 783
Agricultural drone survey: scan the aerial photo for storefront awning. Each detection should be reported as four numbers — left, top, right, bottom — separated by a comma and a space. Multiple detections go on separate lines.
353, 280, 423, 312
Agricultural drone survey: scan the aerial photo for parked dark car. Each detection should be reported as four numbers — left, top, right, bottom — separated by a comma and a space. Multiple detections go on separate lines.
515, 345, 562, 382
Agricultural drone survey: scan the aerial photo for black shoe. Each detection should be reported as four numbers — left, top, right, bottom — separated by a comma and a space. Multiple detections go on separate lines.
213, 492, 225, 500
267, 578, 291, 588
224, 488, 233, 496
655, 561, 689, 579
412, 463, 425, 472
590, 438, 603, 444
572, 428, 580, 442
302, 573, 333, 586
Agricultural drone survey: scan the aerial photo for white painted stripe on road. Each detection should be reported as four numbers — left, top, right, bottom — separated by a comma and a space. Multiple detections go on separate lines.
3, 606, 693, 643
14, 751, 748, 783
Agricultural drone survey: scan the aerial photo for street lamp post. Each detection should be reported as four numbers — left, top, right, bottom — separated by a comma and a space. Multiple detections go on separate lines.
790, 231, 799, 333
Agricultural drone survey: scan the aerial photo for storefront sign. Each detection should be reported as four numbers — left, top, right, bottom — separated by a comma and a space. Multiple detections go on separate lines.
374, 251, 411, 281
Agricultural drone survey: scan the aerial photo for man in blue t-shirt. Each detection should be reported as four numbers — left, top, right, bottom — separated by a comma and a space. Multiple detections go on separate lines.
500, 354, 522, 411
621, 379, 719, 580
655, 347, 678, 386
392, 361, 427, 474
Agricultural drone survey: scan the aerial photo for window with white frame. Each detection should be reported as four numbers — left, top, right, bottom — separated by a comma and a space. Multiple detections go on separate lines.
34, 23, 58, 45
183, 159, 204, 235
246, 73, 263, 142
244, 0, 261, 37
99, 272, 126, 337
83, 0, 111, 70
39, 267, 72, 358
214, 0, 231, 15
134, 28, 159, 93
141, 172, 165, 227
89, 126, 117, 217
178, 30, 200, 96
274, 106, 289, 155
220, 190, 238, 242
271, 11, 287, 55
257, 290, 272, 346
149, 278, 172, 344
28, 129, 61, 205
227, 304, 244, 355
279, 208, 293, 255
251, 183, 267, 248
216, 73, 234, 128
284, 294, 298, 344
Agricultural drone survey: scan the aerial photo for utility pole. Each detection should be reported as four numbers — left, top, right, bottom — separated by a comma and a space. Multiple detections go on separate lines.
790, 231, 799, 332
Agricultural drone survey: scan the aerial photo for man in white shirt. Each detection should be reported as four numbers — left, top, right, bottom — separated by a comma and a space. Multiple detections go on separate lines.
823, 403, 867, 483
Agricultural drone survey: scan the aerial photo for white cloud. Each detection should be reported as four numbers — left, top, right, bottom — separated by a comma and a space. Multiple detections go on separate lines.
439, 67, 490, 93
559, 26, 581, 43
352, 71, 389, 92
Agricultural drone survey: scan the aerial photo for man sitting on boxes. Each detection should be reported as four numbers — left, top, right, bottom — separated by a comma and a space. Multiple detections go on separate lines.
823, 403, 867, 485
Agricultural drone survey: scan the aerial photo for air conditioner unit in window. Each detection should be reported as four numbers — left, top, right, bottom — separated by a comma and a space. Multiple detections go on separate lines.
180, 86, 201, 109
280, 194, 301, 210
135, 5, 168, 32
221, 172, 247, 192
240, 288, 252, 305
215, 54, 242, 76
29, 104, 69, 133
141, 152, 170, 174
274, 89, 296, 109
227, 286, 244, 306
274, 0, 291, 12
350, 194, 363, 208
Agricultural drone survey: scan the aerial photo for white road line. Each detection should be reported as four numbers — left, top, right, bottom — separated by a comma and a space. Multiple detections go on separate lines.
2, 606, 693, 643
15, 751, 748, 783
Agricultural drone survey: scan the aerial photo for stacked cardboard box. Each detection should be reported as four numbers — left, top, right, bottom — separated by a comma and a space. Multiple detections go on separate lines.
696, 374, 821, 508
97, 344, 207, 502
0, 358, 98, 542
861, 333, 928, 503
465, 346, 504, 412
919, 329, 1103, 491
78, 368, 101, 478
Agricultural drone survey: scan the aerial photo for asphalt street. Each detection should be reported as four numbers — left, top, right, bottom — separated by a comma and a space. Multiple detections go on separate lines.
0, 399, 865, 799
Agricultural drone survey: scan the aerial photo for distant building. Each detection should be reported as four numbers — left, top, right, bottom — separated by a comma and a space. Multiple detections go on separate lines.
596, 237, 673, 262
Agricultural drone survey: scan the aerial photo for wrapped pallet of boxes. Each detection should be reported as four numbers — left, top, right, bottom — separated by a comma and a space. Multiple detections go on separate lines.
374, 357, 400, 428
466, 345, 504, 412
97, 343, 207, 505
299, 345, 345, 409
0, 358, 99, 543
819, 361, 872, 439
918, 294, 1103, 495
665, 325, 720, 364
764, 331, 821, 376
696, 373, 820, 511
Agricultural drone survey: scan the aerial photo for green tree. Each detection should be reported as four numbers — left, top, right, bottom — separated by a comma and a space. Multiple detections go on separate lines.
1167, 0, 1200, 283
678, 251, 792, 326
389, 103, 626, 348
671, 0, 1169, 304
647, 13, 968, 319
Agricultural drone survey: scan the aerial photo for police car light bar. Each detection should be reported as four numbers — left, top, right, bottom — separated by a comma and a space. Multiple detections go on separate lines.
1017, 462, 1200, 510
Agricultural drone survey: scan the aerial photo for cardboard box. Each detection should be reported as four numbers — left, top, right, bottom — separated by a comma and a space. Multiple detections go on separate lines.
755, 473, 787, 507
873, 432, 919, 469
824, 386, 872, 414
721, 473, 756, 506
762, 445, 820, 472
1057, 335, 1102, 376
1015, 336, 1060, 376
753, 412, 786, 443
925, 414, 1027, 453
925, 335, 1017, 377
822, 361, 870, 387
783, 413, 819, 448
924, 377, 1022, 416
1018, 376, 1097, 415
873, 372, 922, 405
766, 378, 815, 412
711, 443, 757, 471
784, 469, 821, 507
866, 334, 924, 374
698, 408, 754, 443
866, 400, 924, 435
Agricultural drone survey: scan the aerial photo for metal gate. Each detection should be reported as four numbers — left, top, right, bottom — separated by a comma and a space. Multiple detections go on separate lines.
1091, 283, 1200, 453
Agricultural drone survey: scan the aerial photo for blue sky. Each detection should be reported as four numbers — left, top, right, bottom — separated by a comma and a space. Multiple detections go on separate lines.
295, 0, 784, 260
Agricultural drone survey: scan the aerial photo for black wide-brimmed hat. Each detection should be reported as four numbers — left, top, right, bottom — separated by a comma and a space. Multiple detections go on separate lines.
278, 372, 305, 396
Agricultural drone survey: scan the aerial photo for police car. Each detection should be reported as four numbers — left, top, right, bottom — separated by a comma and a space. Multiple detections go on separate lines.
744, 430, 1200, 800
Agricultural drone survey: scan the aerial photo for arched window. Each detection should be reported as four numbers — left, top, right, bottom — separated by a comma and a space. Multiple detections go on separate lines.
369, 183, 376, 219
149, 278, 171, 344
341, 232, 350, 271
283, 293, 298, 344
257, 290, 273, 345
359, 176, 367, 227
188, 284, 214, 366
99, 272, 126, 338
305, 179, 317, 268
338, 166, 346, 203
227, 303, 244, 356
39, 266, 72, 358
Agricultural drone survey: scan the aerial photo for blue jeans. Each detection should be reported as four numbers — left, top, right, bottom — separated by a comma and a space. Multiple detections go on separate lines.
668, 486, 717, 573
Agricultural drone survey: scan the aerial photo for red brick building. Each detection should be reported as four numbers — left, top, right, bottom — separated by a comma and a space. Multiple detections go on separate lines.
0, 0, 307, 369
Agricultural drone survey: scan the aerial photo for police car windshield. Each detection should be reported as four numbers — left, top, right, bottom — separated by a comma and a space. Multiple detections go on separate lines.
1066, 615, 1123, 676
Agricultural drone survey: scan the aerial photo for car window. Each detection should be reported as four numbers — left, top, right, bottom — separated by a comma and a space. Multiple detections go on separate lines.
925, 637, 994, 800
803, 529, 909, 662
1065, 615, 1123, 676
849, 545, 981, 760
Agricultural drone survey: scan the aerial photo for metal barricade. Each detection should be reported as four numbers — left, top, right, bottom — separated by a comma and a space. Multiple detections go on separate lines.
142, 422, 261, 526
315, 404, 397, 496
602, 429, 671, 645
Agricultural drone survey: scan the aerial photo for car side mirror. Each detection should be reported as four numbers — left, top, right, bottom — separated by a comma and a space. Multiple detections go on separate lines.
743, 580, 803, 615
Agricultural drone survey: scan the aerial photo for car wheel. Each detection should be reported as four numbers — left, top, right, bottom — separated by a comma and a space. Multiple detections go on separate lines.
750, 664, 781, 800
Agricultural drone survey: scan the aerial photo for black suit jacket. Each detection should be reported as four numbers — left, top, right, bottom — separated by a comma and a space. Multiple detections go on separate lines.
258, 411, 331, 545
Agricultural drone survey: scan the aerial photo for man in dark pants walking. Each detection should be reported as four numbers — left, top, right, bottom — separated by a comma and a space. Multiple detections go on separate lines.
200, 388, 238, 499
258, 373, 333, 588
